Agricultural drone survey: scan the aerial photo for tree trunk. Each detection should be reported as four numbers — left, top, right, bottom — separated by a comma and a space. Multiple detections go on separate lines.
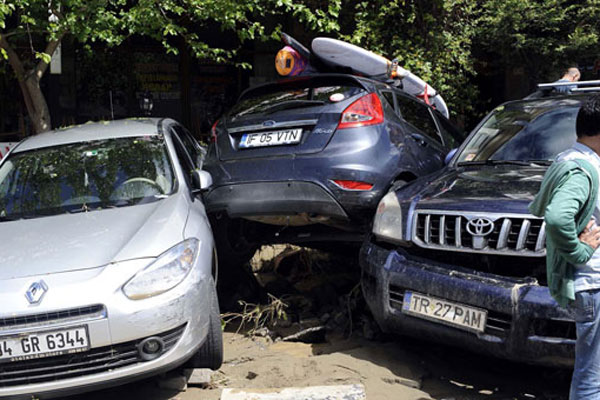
0, 33, 62, 135
23, 75, 52, 134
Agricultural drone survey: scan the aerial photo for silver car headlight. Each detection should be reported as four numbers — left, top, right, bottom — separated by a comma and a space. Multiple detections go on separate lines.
372, 191, 403, 243
123, 238, 200, 300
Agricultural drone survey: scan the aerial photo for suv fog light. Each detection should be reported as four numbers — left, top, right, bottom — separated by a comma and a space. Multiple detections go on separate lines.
138, 337, 165, 361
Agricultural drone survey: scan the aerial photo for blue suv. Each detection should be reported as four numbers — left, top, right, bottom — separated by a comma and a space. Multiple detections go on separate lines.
360, 89, 599, 366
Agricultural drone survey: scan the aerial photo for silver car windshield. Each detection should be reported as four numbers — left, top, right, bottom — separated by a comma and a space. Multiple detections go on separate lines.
0, 136, 175, 221
456, 104, 579, 165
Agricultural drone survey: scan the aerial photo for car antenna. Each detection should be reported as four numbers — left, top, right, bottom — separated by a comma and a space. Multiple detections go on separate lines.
109, 90, 114, 120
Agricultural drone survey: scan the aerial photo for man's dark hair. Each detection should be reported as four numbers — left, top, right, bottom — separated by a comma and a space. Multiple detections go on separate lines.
576, 94, 600, 138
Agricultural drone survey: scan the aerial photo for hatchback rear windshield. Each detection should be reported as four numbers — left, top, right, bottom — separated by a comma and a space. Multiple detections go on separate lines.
0, 136, 175, 221
230, 78, 366, 118
456, 101, 579, 164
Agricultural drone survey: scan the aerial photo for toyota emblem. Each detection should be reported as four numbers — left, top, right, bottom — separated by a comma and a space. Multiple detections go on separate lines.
466, 217, 495, 237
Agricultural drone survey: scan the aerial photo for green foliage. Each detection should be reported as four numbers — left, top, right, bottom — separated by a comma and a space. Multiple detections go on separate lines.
0, 1, 15, 30
0, 0, 340, 70
4, 0, 600, 130
340, 0, 479, 120
0, 0, 340, 131
476, 0, 600, 82
338, 0, 600, 123
122, 0, 340, 62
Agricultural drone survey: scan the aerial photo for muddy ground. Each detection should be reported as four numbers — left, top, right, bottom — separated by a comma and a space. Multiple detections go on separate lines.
70, 246, 573, 400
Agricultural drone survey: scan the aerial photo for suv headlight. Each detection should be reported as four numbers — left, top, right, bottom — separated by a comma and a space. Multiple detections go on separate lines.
123, 238, 200, 300
373, 191, 404, 243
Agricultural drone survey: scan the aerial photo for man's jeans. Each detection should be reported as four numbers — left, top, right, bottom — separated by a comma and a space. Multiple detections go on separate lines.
571, 289, 600, 399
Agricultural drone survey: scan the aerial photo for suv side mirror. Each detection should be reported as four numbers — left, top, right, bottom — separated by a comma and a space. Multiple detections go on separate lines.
444, 148, 458, 165
192, 169, 213, 191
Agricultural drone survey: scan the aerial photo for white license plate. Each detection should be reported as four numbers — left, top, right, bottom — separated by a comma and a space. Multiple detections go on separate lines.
240, 129, 302, 148
402, 291, 487, 333
0, 326, 89, 362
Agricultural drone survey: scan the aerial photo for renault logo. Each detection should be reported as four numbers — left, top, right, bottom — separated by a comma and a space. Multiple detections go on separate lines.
25, 280, 48, 305
466, 217, 495, 236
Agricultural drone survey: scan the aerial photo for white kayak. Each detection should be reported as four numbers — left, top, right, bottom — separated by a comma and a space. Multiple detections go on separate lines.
311, 37, 449, 118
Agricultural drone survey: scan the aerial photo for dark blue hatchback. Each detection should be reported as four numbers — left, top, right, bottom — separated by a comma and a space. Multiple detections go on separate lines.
360, 94, 594, 366
203, 74, 462, 257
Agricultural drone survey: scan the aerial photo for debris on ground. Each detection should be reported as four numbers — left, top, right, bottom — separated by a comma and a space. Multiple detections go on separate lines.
187, 369, 214, 388
282, 326, 327, 344
223, 245, 376, 345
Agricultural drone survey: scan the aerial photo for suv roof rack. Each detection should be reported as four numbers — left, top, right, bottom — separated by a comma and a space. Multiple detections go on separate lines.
537, 79, 600, 91
523, 79, 600, 99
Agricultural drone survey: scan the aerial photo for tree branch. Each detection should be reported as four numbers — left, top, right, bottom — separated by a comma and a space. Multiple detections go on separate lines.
34, 31, 66, 79
0, 33, 26, 79
1, 30, 24, 39
0, 33, 35, 121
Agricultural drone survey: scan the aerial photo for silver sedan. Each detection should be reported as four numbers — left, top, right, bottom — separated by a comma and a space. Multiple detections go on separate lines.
0, 119, 222, 398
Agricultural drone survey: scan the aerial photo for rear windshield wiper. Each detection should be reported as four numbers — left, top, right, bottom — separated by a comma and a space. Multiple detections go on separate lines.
457, 160, 551, 167
262, 100, 325, 115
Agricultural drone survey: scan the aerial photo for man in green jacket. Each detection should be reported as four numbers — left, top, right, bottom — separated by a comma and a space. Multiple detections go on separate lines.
530, 94, 600, 399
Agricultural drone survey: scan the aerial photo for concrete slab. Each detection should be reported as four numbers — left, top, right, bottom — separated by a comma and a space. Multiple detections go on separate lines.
221, 384, 366, 400
187, 368, 214, 386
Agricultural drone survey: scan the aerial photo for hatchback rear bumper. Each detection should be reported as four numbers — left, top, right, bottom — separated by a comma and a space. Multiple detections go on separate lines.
203, 181, 349, 221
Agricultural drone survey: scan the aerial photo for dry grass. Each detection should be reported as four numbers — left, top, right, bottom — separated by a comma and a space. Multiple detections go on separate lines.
221, 293, 289, 335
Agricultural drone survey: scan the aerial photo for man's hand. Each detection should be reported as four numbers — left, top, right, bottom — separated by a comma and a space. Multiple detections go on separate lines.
579, 220, 600, 250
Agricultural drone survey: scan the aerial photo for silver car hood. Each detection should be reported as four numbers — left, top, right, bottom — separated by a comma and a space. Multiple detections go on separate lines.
0, 193, 188, 280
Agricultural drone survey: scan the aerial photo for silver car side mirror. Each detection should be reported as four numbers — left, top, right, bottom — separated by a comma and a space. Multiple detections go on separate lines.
192, 170, 213, 191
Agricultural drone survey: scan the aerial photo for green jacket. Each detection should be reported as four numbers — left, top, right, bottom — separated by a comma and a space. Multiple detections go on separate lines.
529, 158, 598, 307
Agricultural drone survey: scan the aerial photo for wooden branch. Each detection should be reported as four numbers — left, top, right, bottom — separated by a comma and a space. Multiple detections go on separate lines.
1, 30, 21, 39
0, 33, 26, 79
34, 31, 66, 79
0, 34, 35, 122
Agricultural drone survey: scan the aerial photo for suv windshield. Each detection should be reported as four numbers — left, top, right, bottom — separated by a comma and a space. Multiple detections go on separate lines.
230, 78, 365, 119
456, 101, 579, 164
0, 136, 175, 221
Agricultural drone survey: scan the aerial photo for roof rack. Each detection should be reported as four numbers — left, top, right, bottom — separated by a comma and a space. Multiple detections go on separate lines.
537, 80, 600, 90
572, 87, 600, 92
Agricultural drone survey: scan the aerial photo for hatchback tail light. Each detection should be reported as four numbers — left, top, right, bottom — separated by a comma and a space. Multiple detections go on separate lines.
338, 93, 384, 129
210, 119, 219, 143
332, 179, 374, 191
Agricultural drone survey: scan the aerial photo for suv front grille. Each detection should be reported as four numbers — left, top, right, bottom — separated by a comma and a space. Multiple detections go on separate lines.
413, 211, 545, 257
0, 324, 186, 388
0, 305, 106, 332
